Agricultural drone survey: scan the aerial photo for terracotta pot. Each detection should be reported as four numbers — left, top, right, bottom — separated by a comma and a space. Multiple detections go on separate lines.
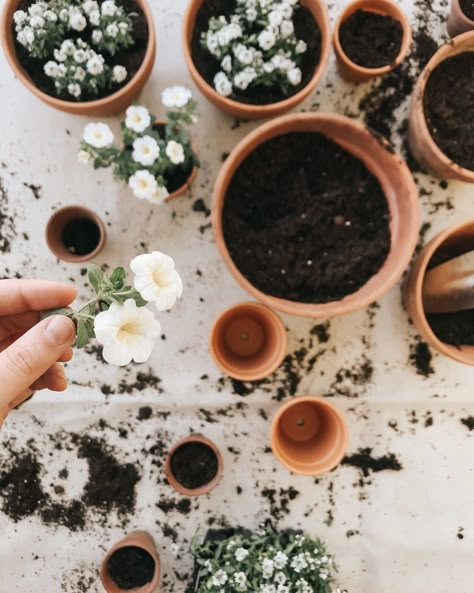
209, 301, 287, 381
404, 220, 474, 365
212, 112, 420, 318
448, 0, 474, 37
46, 205, 106, 263
1, 0, 156, 116
165, 434, 223, 496
333, 0, 412, 83
270, 396, 349, 475
100, 531, 160, 593
408, 31, 474, 182
182, 0, 331, 119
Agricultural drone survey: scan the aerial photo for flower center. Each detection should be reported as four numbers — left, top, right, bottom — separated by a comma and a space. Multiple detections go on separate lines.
119, 322, 138, 335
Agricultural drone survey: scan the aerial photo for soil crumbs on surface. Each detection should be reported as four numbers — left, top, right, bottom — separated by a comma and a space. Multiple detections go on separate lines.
409, 341, 434, 377
461, 416, 474, 431
342, 447, 403, 477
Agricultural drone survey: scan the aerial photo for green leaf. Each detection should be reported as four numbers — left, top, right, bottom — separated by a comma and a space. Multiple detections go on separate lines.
88, 264, 106, 293
75, 318, 94, 349
110, 266, 126, 289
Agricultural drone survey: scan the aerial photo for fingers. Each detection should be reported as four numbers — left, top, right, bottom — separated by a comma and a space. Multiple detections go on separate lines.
0, 311, 40, 343
31, 363, 67, 392
0, 279, 77, 316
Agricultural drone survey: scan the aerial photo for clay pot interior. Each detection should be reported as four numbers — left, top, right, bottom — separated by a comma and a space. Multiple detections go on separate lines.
271, 397, 348, 475
448, 0, 474, 37
210, 302, 287, 381
46, 205, 106, 263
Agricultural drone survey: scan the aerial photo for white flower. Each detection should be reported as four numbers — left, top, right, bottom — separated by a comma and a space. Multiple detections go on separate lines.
125, 105, 151, 133
129, 170, 158, 200
89, 9, 100, 25
234, 67, 257, 90
276, 586, 289, 593
119, 21, 129, 32
82, 0, 99, 15
69, 10, 87, 31
106, 22, 118, 36
274, 571, 287, 584
132, 135, 160, 166
280, 19, 294, 37
92, 29, 103, 43
94, 299, 160, 366
162, 86, 192, 108
83, 122, 114, 148
44, 9, 57, 21
30, 15, 45, 27
263, 61, 275, 73
87, 55, 104, 75
74, 67, 86, 81
234, 44, 254, 65
131, 251, 183, 311
59, 8, 69, 21
101, 0, 118, 16
273, 552, 288, 570
295, 578, 312, 593
13, 10, 28, 25
20, 27, 35, 45
44, 60, 59, 78
246, 7, 257, 20
112, 65, 127, 83
68, 82, 81, 98
281, 4, 293, 18
268, 9, 283, 26
61, 39, 75, 55
151, 185, 169, 204
287, 66, 302, 85
78, 150, 91, 164
295, 39, 307, 54
211, 570, 228, 587
262, 558, 274, 578
73, 49, 87, 63
214, 71, 233, 97
206, 32, 219, 55
233, 572, 247, 591
165, 140, 185, 165
258, 29, 276, 50
28, 3, 44, 17
221, 55, 232, 73
290, 553, 308, 573
260, 586, 276, 593
235, 547, 249, 562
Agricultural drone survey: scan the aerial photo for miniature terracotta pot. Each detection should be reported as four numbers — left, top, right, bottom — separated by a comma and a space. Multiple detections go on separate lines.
448, 0, 474, 37
408, 31, 474, 182
209, 301, 287, 381
212, 112, 420, 318
46, 205, 106, 263
165, 434, 223, 497
404, 220, 474, 365
1, 0, 156, 116
333, 0, 412, 83
270, 396, 349, 475
100, 531, 160, 593
182, 0, 331, 119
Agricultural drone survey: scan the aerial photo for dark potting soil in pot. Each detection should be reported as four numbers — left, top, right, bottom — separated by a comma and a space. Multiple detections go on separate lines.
460, 0, 474, 20
190, 0, 321, 105
339, 9, 404, 68
61, 218, 100, 256
107, 546, 155, 590
170, 441, 218, 489
426, 309, 474, 346
222, 132, 391, 303
13, 0, 149, 102
423, 52, 474, 171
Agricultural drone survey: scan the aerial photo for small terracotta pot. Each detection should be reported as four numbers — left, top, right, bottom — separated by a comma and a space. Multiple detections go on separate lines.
209, 301, 287, 381
448, 0, 474, 37
404, 220, 474, 365
46, 205, 106, 263
270, 396, 349, 475
182, 0, 331, 119
212, 112, 420, 318
408, 31, 474, 182
1, 0, 156, 116
100, 531, 160, 593
333, 0, 412, 83
165, 434, 223, 497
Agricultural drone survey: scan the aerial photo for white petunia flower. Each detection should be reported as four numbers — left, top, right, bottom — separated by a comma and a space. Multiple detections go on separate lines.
268, 9, 283, 26
132, 135, 160, 166
258, 29, 276, 50
101, 0, 118, 16
263, 61, 275, 73
280, 19, 294, 37
68, 83, 82, 98
211, 570, 228, 587
234, 66, 257, 90
73, 49, 87, 63
78, 150, 91, 164
125, 105, 151, 133
112, 65, 127, 83
106, 22, 118, 36
246, 7, 257, 20
118, 21, 129, 31
30, 15, 45, 28
221, 54, 232, 73
89, 9, 100, 25
59, 8, 69, 21
128, 170, 158, 200
61, 39, 75, 55
260, 585, 276, 593
290, 553, 308, 573
273, 552, 288, 570
92, 29, 103, 43
82, 0, 99, 14
13, 10, 28, 25
274, 571, 287, 584
234, 44, 254, 65
44, 60, 60, 78
233, 572, 247, 591
69, 10, 87, 31
262, 558, 274, 578
28, 3, 44, 17
151, 185, 169, 204
44, 9, 57, 21
74, 66, 86, 81
22, 27, 35, 45
130, 251, 183, 311
287, 66, 302, 85
206, 32, 219, 55
162, 86, 192, 108
165, 140, 185, 165
214, 71, 233, 97
83, 122, 114, 148
87, 55, 104, 75
295, 39, 307, 54
94, 299, 160, 366
281, 3, 293, 18
235, 547, 249, 562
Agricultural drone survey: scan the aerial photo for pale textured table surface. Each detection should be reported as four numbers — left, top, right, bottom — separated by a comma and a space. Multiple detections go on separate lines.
0, 0, 474, 591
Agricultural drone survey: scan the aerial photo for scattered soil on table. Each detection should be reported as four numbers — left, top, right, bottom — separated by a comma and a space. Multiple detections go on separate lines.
62, 218, 101, 256
310, 322, 331, 343
324, 354, 374, 398
13, 0, 149, 102
222, 132, 391, 303
192, 198, 211, 217
138, 406, 153, 420
0, 178, 16, 253
460, 0, 474, 20
156, 497, 192, 515
427, 309, 474, 346
169, 442, 218, 490
342, 447, 403, 477
107, 546, 155, 590
261, 486, 300, 521
339, 9, 403, 68
409, 341, 434, 377
190, 0, 321, 105
22, 182, 42, 199
423, 52, 474, 171
461, 416, 474, 431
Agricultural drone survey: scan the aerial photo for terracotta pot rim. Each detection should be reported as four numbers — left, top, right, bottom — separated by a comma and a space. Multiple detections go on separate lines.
1, 0, 156, 113
45, 205, 106, 263
181, 0, 331, 118
209, 301, 287, 381
165, 435, 224, 497
410, 30, 474, 181
212, 112, 419, 318
270, 395, 349, 476
333, 0, 412, 77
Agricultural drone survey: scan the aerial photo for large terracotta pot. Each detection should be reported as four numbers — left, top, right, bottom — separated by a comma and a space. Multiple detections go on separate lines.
447, 0, 474, 37
212, 112, 420, 318
408, 31, 474, 182
333, 0, 412, 83
182, 0, 331, 119
404, 220, 474, 366
1, 0, 156, 116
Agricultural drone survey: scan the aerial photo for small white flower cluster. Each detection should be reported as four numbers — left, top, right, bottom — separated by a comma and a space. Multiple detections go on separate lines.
201, 0, 307, 99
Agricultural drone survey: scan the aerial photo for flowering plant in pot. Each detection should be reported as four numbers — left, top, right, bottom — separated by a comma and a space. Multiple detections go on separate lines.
1, 0, 156, 115
79, 89, 199, 203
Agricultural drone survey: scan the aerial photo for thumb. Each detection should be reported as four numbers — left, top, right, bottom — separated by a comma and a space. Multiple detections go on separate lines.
0, 315, 76, 408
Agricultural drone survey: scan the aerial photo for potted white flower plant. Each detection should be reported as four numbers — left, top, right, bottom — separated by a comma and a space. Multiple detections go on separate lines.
79, 88, 199, 203
46, 251, 183, 365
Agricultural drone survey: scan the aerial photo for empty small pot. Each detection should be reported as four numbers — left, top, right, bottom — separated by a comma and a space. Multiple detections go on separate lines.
46, 205, 106, 263
210, 302, 287, 381
448, 0, 474, 37
165, 434, 223, 496
333, 0, 412, 83
100, 531, 160, 593
270, 396, 349, 475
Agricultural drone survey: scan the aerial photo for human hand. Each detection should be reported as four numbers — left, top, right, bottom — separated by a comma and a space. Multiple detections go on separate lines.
0, 279, 77, 427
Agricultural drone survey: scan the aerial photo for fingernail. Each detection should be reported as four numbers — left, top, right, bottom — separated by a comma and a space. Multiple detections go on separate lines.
44, 316, 76, 347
